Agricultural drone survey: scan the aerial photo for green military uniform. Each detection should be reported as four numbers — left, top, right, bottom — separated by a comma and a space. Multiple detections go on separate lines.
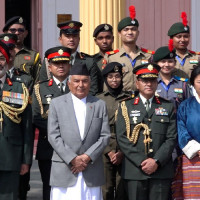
97, 88, 130, 200
0, 76, 33, 200
116, 95, 177, 200
172, 50, 200, 78
14, 46, 41, 83
104, 47, 153, 91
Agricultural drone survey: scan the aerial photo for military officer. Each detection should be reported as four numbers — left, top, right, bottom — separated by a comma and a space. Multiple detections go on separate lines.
39, 20, 99, 95
116, 63, 177, 200
103, 5, 154, 92
153, 44, 191, 112
0, 33, 34, 94
168, 12, 200, 78
93, 24, 114, 93
32, 46, 71, 200
93, 23, 114, 71
97, 62, 130, 200
0, 40, 33, 200
3, 16, 41, 84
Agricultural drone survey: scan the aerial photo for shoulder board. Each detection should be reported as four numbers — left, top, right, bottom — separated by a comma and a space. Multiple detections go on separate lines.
105, 49, 119, 55
141, 47, 155, 55
189, 50, 200, 55
37, 79, 50, 84
174, 75, 189, 82
80, 52, 92, 58
119, 96, 132, 103
14, 68, 29, 75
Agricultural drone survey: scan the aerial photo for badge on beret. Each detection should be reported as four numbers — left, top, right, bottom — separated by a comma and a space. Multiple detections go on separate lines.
184, 27, 188, 31
3, 36, 9, 42
104, 24, 109, 30
19, 17, 23, 23
114, 66, 119, 72
170, 53, 174, 58
147, 64, 154, 71
58, 49, 64, 55
69, 23, 74, 28
131, 20, 136, 24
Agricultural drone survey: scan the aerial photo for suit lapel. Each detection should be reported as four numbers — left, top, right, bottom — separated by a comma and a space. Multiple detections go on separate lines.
83, 95, 94, 140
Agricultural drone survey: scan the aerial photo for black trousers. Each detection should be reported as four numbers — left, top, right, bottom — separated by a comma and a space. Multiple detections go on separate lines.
124, 178, 172, 200
38, 160, 52, 200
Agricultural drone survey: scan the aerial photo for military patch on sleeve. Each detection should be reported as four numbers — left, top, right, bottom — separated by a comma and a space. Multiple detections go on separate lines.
24, 56, 31, 60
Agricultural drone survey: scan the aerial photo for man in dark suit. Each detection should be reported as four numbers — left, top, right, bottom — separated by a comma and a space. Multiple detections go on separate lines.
0, 41, 33, 200
32, 46, 71, 200
116, 63, 177, 200
48, 63, 110, 200
39, 20, 99, 95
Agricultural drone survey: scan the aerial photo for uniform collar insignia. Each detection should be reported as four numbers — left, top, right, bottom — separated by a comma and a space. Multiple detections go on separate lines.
133, 97, 139, 105
155, 96, 161, 104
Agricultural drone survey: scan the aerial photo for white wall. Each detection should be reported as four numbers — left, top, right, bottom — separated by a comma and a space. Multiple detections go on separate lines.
191, 0, 200, 51
42, 0, 79, 56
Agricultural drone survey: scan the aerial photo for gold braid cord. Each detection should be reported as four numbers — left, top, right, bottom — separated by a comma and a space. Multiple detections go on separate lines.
121, 101, 152, 154
0, 83, 29, 126
34, 83, 48, 119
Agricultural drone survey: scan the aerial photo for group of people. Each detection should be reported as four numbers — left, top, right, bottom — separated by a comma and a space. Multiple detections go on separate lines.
0, 5, 200, 200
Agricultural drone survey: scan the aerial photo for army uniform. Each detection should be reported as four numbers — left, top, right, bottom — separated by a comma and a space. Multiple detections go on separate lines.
32, 46, 71, 200
157, 75, 191, 111
168, 20, 200, 78
172, 50, 200, 78
104, 47, 153, 91
14, 47, 41, 83
116, 63, 177, 200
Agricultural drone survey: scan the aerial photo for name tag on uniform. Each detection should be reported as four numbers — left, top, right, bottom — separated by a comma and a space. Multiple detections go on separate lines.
141, 59, 148, 64
174, 88, 183, 93
189, 59, 198, 64
155, 107, 168, 116
2, 91, 24, 105
130, 113, 140, 117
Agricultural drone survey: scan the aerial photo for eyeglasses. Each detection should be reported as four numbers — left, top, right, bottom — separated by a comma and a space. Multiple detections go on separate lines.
8, 28, 25, 33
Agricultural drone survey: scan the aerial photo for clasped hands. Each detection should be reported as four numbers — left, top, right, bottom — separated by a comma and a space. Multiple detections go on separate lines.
71, 154, 91, 174
140, 158, 158, 175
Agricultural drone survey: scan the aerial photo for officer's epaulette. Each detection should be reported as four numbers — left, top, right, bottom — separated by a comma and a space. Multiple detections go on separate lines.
105, 49, 119, 55
80, 52, 92, 59
174, 75, 189, 82
36, 79, 50, 85
189, 50, 200, 55
119, 96, 132, 103
140, 47, 155, 55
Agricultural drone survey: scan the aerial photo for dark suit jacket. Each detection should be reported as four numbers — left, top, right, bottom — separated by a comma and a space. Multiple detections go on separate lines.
32, 79, 69, 160
0, 77, 33, 171
48, 93, 110, 187
116, 95, 177, 180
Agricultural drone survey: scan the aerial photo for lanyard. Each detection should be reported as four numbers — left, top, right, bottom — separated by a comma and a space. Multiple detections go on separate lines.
125, 54, 136, 67
160, 81, 171, 92
176, 55, 186, 66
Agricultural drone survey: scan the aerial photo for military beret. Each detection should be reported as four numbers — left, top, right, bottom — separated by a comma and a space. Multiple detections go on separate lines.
45, 46, 71, 62
57, 20, 83, 34
0, 40, 10, 64
102, 62, 123, 77
69, 63, 89, 76
153, 46, 176, 62
118, 17, 139, 32
3, 16, 26, 32
168, 22, 190, 37
93, 24, 113, 38
0, 33, 17, 48
133, 63, 160, 79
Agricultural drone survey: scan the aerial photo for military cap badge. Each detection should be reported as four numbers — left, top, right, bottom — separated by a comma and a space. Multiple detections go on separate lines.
19, 17, 23, 23
147, 64, 154, 71
69, 23, 74, 28
104, 24, 109, 30
114, 66, 119, 72
3, 36, 9, 42
58, 49, 64, 55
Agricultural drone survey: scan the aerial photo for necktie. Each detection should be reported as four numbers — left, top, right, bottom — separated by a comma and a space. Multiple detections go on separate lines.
145, 100, 150, 112
58, 82, 64, 94
69, 55, 74, 65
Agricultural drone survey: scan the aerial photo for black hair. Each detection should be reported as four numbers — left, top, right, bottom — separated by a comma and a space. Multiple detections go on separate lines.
190, 64, 200, 86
